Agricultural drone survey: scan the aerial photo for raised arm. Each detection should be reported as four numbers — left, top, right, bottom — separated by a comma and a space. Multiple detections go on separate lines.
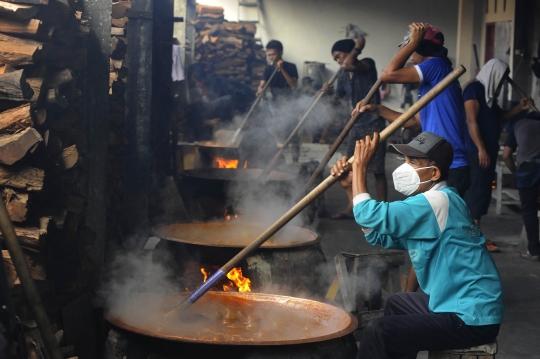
380, 22, 425, 84
276, 59, 297, 90
342, 37, 370, 73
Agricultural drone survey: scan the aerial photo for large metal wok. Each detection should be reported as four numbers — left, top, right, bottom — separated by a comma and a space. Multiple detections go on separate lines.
104, 292, 358, 358
152, 221, 329, 299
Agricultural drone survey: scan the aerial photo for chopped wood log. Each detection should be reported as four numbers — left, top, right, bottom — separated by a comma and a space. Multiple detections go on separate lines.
112, 1, 131, 18
48, 68, 72, 89
0, 104, 33, 134
0, 127, 42, 164
0, 18, 41, 37
56, 144, 77, 169
0, 1, 38, 20
0, 164, 44, 191
46, 88, 68, 109
112, 17, 128, 28
109, 72, 118, 87
2, 250, 45, 288
110, 27, 124, 36
0, 33, 43, 66
112, 59, 123, 70
2, 188, 28, 222
0, 225, 45, 247
34, 108, 45, 125
0, 69, 33, 101
27, 77, 44, 104
0, 64, 15, 74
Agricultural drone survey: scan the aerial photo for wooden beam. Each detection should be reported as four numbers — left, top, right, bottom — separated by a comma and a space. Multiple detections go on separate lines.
0, 18, 41, 37
0, 33, 43, 66
0, 1, 38, 20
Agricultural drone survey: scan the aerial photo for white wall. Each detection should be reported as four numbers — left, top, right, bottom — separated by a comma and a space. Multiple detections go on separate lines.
195, 0, 460, 79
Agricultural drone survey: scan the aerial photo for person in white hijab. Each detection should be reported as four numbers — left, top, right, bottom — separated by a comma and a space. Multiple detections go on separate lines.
463, 58, 534, 252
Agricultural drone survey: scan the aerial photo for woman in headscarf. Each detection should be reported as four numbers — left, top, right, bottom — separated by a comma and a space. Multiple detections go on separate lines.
463, 58, 533, 252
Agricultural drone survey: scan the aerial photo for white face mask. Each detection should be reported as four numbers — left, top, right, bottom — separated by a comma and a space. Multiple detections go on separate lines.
392, 163, 434, 196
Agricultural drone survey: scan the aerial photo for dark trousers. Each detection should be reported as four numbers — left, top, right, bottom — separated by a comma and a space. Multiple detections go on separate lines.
517, 163, 540, 255
447, 166, 471, 198
356, 293, 500, 359
464, 151, 498, 220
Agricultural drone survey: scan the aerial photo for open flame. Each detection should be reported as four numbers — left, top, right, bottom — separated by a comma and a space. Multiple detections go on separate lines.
200, 268, 208, 283
225, 267, 251, 292
199, 266, 251, 292
224, 208, 242, 221
213, 157, 248, 169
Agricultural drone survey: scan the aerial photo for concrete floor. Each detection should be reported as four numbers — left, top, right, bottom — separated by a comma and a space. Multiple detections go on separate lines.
309, 148, 540, 359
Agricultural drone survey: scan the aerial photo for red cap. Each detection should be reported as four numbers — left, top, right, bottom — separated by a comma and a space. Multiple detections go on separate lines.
423, 24, 444, 45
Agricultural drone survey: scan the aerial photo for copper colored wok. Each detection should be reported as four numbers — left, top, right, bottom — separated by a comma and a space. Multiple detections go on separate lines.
105, 292, 357, 346
153, 221, 319, 249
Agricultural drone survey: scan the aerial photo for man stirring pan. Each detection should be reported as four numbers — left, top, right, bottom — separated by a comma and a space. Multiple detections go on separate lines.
325, 37, 388, 219
331, 132, 504, 359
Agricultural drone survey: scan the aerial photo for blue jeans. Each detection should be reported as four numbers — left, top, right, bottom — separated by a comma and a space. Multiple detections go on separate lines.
356, 292, 500, 359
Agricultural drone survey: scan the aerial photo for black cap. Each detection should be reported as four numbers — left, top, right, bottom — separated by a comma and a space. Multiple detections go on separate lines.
388, 132, 453, 177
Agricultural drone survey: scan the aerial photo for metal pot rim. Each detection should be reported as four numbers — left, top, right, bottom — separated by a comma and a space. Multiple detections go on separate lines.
104, 292, 358, 346
152, 221, 320, 249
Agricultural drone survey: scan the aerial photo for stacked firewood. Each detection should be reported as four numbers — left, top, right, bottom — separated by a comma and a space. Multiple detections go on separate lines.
194, 4, 266, 89
0, 0, 95, 325
106, 1, 129, 242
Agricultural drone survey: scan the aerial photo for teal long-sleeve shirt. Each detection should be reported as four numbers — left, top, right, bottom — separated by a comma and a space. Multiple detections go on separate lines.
352, 182, 504, 326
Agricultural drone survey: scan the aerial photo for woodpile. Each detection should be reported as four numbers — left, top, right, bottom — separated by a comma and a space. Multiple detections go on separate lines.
194, 4, 266, 89
0, 0, 97, 346
107, 1, 129, 241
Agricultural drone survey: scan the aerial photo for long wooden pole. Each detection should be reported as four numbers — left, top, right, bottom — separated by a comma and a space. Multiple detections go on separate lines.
258, 68, 343, 179
294, 77, 383, 202
165, 65, 466, 316
506, 76, 539, 112
0, 200, 63, 359
229, 66, 279, 144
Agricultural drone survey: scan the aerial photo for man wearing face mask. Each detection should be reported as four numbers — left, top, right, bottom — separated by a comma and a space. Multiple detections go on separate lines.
331, 131, 504, 359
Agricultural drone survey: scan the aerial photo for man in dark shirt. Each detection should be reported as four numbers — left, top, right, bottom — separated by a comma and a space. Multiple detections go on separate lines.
463, 58, 531, 252
503, 112, 540, 261
326, 37, 388, 219
258, 40, 298, 99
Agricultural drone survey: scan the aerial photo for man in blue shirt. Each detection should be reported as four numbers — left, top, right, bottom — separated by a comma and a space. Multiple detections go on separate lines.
356, 23, 470, 198
331, 131, 503, 359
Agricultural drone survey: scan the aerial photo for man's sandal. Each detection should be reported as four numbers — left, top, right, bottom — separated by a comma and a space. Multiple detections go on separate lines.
520, 252, 540, 261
